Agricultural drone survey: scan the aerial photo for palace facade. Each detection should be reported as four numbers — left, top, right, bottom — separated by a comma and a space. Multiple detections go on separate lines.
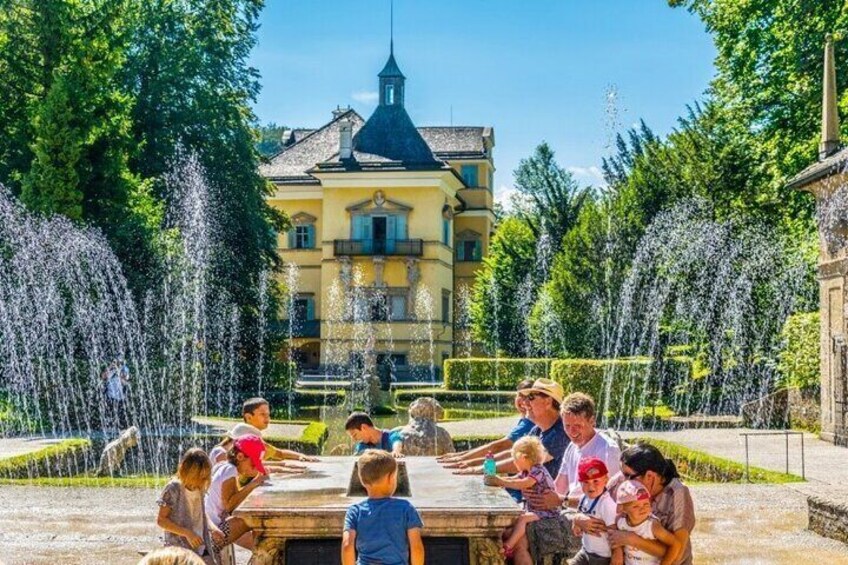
261, 47, 494, 383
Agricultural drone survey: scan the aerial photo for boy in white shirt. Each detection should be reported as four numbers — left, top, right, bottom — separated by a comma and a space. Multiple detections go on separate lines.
571, 457, 617, 565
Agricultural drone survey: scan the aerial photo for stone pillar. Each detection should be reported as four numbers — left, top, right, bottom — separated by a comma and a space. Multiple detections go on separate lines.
406, 258, 419, 318
469, 538, 505, 565
373, 256, 385, 287
252, 535, 283, 565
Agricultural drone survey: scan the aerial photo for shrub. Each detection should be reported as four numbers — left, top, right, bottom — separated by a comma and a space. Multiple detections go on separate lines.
777, 312, 820, 391
443, 358, 554, 390
0, 439, 93, 479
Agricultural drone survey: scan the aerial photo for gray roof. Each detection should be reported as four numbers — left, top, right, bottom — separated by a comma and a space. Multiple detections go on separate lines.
378, 52, 405, 79
262, 112, 492, 183
787, 146, 848, 189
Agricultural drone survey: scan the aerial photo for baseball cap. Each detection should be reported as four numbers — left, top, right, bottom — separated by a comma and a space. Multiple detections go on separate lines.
233, 434, 267, 475
518, 378, 564, 405
577, 457, 609, 482
616, 479, 651, 504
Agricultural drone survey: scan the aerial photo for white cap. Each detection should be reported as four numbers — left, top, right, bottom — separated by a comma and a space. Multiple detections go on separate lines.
227, 422, 263, 439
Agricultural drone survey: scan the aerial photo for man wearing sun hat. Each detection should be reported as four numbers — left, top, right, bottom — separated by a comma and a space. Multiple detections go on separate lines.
512, 378, 569, 478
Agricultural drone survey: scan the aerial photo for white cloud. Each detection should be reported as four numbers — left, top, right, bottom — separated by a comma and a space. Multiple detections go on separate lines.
566, 165, 605, 184
351, 90, 378, 104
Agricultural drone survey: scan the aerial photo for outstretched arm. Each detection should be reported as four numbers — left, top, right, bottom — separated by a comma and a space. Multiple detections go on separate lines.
408, 528, 424, 565
341, 530, 357, 565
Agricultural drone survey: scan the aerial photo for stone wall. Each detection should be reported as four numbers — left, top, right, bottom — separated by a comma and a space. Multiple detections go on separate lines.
808, 495, 848, 545
740, 387, 821, 430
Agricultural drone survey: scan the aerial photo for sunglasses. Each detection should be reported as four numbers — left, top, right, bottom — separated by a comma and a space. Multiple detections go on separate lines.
524, 392, 545, 401
623, 470, 644, 480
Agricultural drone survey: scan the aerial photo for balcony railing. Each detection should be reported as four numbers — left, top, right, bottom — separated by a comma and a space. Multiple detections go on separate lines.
334, 239, 423, 256
274, 319, 321, 338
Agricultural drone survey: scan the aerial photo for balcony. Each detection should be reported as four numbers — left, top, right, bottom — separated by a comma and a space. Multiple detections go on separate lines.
275, 319, 321, 338
334, 239, 423, 257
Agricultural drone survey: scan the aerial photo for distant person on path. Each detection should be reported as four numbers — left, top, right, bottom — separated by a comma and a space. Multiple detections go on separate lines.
610, 480, 682, 565
345, 412, 405, 457
102, 358, 129, 429
156, 448, 222, 564
342, 449, 424, 565
483, 436, 559, 559
437, 379, 535, 470
233, 397, 319, 463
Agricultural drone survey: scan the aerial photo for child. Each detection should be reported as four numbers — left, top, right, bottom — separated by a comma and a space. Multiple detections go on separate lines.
344, 412, 404, 457
342, 449, 424, 565
570, 457, 618, 565
238, 397, 319, 462
483, 435, 559, 558
205, 435, 268, 553
156, 448, 222, 565
611, 480, 682, 565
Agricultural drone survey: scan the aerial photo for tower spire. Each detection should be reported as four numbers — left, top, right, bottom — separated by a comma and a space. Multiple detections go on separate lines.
821, 33, 841, 160
390, 0, 394, 55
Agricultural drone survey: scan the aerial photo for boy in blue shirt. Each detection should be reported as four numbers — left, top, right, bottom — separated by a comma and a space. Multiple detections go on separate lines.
345, 412, 404, 457
342, 449, 424, 565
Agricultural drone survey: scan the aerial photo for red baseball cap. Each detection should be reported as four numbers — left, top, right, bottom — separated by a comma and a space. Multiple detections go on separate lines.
234, 434, 267, 475
577, 457, 609, 482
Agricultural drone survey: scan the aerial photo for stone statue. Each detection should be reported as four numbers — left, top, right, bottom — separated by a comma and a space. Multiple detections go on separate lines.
397, 397, 455, 456
96, 425, 140, 477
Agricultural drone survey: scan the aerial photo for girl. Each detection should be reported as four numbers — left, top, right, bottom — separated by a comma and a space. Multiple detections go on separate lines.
484, 435, 559, 558
156, 448, 222, 565
205, 434, 268, 552
611, 480, 681, 565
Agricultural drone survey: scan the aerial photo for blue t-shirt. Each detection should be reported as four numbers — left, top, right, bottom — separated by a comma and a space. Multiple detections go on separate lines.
354, 429, 403, 455
506, 417, 535, 444
531, 418, 569, 477
344, 497, 424, 565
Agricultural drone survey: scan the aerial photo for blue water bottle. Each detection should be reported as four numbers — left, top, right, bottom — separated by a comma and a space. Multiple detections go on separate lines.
483, 451, 497, 477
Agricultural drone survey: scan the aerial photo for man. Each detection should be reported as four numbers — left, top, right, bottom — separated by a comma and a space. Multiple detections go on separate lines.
232, 397, 318, 462
457, 378, 568, 480
438, 379, 534, 470
102, 359, 129, 429
345, 412, 404, 458
516, 392, 623, 565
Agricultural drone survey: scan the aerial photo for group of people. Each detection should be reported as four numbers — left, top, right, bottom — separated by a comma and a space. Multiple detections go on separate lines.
147, 382, 695, 565
438, 378, 695, 565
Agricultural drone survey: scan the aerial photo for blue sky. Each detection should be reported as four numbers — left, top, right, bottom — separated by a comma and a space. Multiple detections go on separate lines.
250, 1, 716, 203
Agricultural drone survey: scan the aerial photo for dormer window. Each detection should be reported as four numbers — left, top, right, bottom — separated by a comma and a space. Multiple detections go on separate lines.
385, 84, 395, 105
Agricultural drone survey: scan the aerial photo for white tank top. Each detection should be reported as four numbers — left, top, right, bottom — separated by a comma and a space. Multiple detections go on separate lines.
616, 515, 660, 565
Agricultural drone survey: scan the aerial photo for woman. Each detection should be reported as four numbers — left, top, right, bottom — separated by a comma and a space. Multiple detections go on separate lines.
604, 443, 695, 565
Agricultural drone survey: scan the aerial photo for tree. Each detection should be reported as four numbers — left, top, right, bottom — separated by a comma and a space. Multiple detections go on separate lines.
512, 142, 591, 252
470, 218, 537, 356
256, 122, 289, 157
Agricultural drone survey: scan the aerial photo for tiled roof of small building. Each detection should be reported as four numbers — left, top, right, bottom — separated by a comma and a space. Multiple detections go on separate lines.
787, 146, 848, 189
418, 126, 490, 159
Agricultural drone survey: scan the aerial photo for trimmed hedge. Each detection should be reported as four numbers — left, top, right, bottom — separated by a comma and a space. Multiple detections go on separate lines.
394, 388, 519, 405
777, 312, 820, 391
444, 358, 554, 390
0, 438, 93, 479
263, 421, 329, 456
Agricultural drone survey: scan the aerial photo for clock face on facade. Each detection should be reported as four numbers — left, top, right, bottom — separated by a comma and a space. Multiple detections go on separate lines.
373, 190, 386, 206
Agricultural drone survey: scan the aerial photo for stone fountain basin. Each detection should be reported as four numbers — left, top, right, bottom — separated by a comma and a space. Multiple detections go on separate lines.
233, 457, 522, 539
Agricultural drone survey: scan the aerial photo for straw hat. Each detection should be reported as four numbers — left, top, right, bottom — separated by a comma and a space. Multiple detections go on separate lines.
518, 378, 564, 405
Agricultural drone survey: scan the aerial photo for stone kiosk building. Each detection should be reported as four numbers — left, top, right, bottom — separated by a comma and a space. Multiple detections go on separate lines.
788, 35, 848, 445
261, 46, 494, 382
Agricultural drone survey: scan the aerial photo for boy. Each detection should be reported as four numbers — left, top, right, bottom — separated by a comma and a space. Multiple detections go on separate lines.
233, 397, 318, 463
571, 457, 618, 565
342, 449, 424, 565
345, 412, 404, 457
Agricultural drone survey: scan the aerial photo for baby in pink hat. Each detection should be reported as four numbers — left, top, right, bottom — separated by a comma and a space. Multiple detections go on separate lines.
611, 480, 682, 565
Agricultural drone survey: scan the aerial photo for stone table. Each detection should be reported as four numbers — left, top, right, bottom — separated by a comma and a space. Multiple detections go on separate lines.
234, 456, 522, 565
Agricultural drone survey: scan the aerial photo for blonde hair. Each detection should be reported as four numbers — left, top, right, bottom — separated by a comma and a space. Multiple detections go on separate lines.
138, 546, 206, 565
357, 449, 397, 485
176, 447, 211, 491
512, 435, 547, 465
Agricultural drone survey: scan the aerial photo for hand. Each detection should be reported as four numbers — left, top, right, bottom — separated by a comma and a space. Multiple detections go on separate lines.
283, 462, 307, 470
392, 452, 405, 459
442, 461, 467, 469
483, 475, 502, 487
211, 529, 225, 546
298, 454, 319, 462
522, 489, 562, 511
453, 467, 482, 475
607, 529, 635, 549
185, 532, 203, 549
250, 473, 268, 488
574, 515, 608, 537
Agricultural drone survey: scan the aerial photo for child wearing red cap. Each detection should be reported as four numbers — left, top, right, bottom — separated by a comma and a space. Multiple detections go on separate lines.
570, 457, 617, 565
611, 480, 681, 565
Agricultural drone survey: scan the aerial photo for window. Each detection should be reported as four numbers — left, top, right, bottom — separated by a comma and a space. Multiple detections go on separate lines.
461, 164, 478, 187
293, 297, 315, 321
488, 168, 494, 192
385, 84, 395, 105
289, 224, 314, 249
457, 239, 482, 262
441, 292, 450, 323
442, 218, 451, 246
370, 293, 388, 322
390, 295, 407, 321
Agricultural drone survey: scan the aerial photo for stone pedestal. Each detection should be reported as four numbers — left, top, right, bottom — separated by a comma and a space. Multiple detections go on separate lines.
234, 457, 521, 565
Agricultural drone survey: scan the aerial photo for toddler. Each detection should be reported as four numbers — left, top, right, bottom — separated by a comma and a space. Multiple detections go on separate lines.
484, 435, 558, 558
571, 457, 617, 565
611, 480, 681, 565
